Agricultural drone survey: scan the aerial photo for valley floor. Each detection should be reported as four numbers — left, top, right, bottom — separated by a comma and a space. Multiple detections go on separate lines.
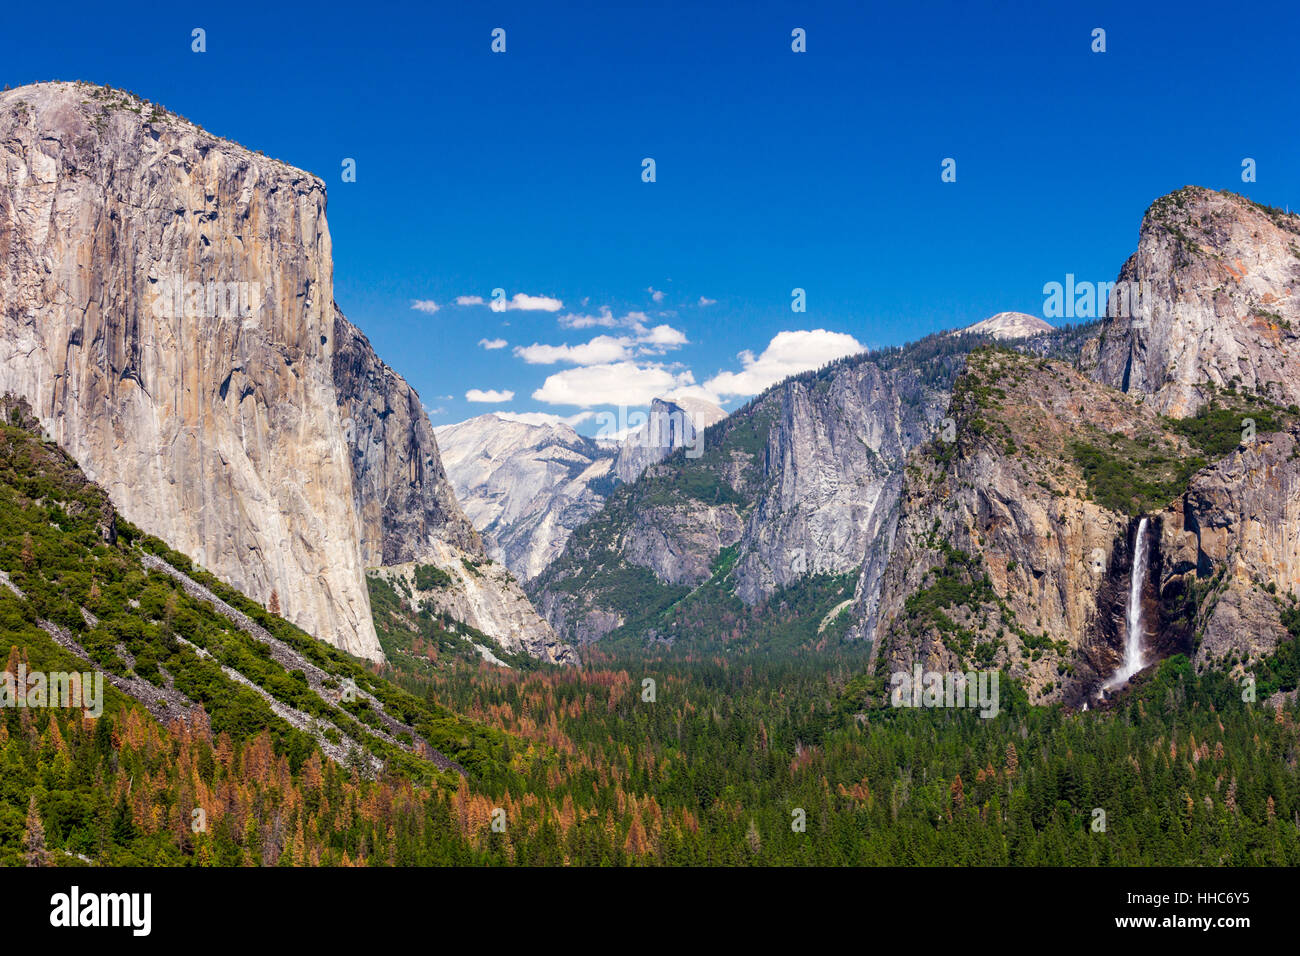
6, 636, 1298, 865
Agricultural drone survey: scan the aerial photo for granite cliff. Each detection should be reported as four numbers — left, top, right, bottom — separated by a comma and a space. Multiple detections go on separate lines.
871, 189, 1300, 703
434, 395, 725, 585
434, 413, 616, 582
1085, 187, 1300, 416
0, 82, 567, 665
529, 334, 980, 645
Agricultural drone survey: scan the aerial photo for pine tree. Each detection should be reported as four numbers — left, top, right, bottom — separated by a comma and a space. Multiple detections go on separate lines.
745, 819, 761, 855
24, 795, 48, 867
268, 589, 281, 616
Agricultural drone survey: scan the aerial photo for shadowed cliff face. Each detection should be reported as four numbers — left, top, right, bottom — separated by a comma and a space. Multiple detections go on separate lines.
333, 311, 573, 663
0, 82, 381, 660
332, 309, 481, 566
1064, 516, 1194, 706
1159, 425, 1300, 680
1067, 517, 1141, 702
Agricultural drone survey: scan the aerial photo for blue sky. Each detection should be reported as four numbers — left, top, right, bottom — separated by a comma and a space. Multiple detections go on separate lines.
5, 0, 1298, 433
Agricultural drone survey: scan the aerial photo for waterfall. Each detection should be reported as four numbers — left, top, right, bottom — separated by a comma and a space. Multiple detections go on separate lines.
1104, 517, 1149, 690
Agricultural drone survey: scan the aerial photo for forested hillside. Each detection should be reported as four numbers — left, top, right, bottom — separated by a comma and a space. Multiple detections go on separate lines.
4, 389, 1298, 866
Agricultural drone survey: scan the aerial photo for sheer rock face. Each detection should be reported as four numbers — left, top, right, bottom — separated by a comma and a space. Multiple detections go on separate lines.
434, 414, 614, 581
611, 396, 726, 485
333, 310, 481, 566
624, 498, 746, 587
0, 82, 570, 666
531, 349, 956, 645
869, 353, 1156, 702
1161, 425, 1300, 671
730, 360, 946, 605
0, 82, 380, 660
1084, 187, 1300, 416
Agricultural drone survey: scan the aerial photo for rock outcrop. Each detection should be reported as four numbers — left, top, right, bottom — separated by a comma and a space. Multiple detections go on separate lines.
610, 396, 727, 484
334, 309, 481, 565
0, 82, 569, 665
1160, 424, 1300, 673
867, 189, 1300, 702
867, 349, 1197, 702
1085, 187, 1300, 416
871, 344, 1300, 705
530, 334, 974, 645
0, 82, 379, 659
434, 413, 615, 581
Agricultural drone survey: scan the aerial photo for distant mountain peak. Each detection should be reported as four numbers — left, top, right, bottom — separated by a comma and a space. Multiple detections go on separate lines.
958, 312, 1054, 339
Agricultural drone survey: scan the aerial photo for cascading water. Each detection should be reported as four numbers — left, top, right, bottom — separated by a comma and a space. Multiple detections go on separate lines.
1103, 516, 1149, 690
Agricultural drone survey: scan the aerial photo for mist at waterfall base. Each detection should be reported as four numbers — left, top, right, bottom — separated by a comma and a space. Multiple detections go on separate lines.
1101, 517, 1151, 695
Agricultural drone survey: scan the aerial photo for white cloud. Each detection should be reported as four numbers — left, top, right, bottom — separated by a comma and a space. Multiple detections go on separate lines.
698, 296, 717, 306
453, 293, 561, 311
637, 324, 688, 348
502, 293, 563, 312
532, 362, 697, 407
466, 388, 515, 403
509, 319, 691, 369
515, 334, 634, 365
558, 307, 649, 329
704, 329, 865, 398
478, 337, 508, 350
411, 300, 440, 314
647, 286, 665, 303
514, 323, 688, 366
493, 410, 596, 428
662, 383, 723, 405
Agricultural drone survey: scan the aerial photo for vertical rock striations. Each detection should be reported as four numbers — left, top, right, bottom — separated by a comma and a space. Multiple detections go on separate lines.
0, 82, 571, 666
1160, 425, 1300, 676
0, 82, 380, 660
1085, 187, 1300, 416
334, 322, 573, 663
333, 308, 481, 565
